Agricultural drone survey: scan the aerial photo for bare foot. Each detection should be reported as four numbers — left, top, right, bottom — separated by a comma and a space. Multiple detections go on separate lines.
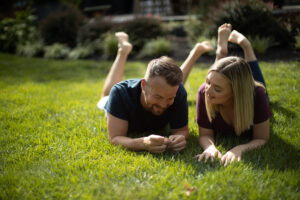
228, 30, 250, 49
216, 23, 232, 58
115, 32, 132, 54
193, 41, 214, 54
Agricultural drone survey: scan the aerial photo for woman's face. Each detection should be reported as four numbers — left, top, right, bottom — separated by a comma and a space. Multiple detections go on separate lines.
205, 71, 233, 106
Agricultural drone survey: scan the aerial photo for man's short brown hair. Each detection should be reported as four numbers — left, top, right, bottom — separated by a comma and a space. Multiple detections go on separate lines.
145, 56, 183, 86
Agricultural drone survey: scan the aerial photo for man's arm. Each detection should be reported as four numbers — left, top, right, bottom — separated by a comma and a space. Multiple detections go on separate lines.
107, 113, 169, 153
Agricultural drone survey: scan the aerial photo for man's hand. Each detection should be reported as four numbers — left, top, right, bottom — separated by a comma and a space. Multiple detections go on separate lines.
167, 135, 186, 152
143, 135, 170, 153
195, 145, 222, 163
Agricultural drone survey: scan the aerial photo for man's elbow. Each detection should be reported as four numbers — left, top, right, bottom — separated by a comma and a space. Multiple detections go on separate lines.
108, 136, 119, 146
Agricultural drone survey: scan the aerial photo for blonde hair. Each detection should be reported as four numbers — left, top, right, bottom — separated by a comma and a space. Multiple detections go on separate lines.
145, 56, 182, 86
205, 56, 265, 136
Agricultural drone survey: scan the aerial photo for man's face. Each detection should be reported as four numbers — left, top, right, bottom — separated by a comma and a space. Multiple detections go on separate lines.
141, 76, 179, 116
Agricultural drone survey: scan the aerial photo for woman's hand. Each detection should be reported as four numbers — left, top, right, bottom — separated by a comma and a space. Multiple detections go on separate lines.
221, 147, 242, 166
196, 145, 222, 163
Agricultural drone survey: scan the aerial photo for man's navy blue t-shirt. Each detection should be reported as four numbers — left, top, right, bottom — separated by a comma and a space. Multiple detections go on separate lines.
104, 78, 188, 132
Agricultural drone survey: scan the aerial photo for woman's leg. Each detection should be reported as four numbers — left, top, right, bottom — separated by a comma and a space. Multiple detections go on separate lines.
215, 23, 232, 62
101, 32, 132, 97
228, 30, 267, 87
180, 41, 213, 84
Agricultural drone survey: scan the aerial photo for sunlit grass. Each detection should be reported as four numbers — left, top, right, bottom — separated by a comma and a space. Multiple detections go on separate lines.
0, 54, 299, 199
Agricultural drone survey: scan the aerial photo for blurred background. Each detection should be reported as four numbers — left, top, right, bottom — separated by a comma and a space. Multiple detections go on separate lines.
0, 0, 299, 61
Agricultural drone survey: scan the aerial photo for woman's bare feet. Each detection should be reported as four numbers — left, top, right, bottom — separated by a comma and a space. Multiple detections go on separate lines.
115, 32, 132, 55
216, 23, 232, 61
228, 30, 256, 62
228, 30, 251, 49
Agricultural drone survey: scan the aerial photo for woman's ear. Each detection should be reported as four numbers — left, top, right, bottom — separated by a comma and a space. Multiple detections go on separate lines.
141, 78, 146, 90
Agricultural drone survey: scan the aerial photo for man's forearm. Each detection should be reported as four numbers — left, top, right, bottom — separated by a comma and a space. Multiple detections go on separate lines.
110, 136, 146, 151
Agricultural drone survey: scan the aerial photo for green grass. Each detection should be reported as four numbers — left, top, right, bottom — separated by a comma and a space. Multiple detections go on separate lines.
0, 53, 299, 199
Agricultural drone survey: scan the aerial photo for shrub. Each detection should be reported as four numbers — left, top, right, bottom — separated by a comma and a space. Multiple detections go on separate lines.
295, 34, 300, 49
139, 38, 172, 58
39, 5, 84, 48
102, 33, 118, 59
77, 19, 114, 45
164, 21, 187, 37
248, 36, 276, 54
44, 43, 70, 59
183, 17, 209, 47
119, 17, 166, 55
209, 0, 294, 48
68, 45, 94, 60
16, 41, 44, 57
0, 10, 38, 53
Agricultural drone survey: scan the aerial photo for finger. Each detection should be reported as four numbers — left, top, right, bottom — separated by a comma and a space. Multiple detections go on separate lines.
171, 146, 185, 152
237, 156, 241, 162
149, 145, 167, 153
164, 137, 170, 145
210, 155, 214, 162
217, 152, 223, 159
197, 153, 205, 162
150, 136, 165, 144
221, 154, 227, 165
230, 156, 235, 164
204, 153, 210, 163
168, 140, 186, 149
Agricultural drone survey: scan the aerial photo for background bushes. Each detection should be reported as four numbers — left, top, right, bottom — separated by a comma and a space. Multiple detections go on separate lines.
208, 1, 295, 48
119, 17, 166, 56
0, 10, 38, 53
39, 5, 84, 48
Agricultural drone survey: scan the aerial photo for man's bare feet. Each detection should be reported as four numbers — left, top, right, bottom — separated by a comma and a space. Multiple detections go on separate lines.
193, 41, 214, 55
216, 23, 232, 59
115, 32, 132, 55
228, 30, 251, 49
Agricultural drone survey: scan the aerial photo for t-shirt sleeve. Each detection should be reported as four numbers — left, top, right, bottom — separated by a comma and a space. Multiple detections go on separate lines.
169, 84, 188, 129
104, 85, 129, 120
254, 86, 272, 124
196, 84, 213, 129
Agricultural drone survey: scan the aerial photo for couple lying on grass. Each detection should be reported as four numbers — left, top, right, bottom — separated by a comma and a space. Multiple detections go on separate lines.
97, 23, 271, 166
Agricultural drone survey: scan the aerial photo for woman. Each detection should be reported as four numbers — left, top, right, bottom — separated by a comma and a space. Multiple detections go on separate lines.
195, 24, 272, 166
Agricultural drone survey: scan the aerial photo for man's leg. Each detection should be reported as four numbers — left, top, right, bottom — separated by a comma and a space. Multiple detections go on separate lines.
180, 41, 213, 84
215, 23, 232, 62
101, 32, 132, 97
228, 30, 267, 87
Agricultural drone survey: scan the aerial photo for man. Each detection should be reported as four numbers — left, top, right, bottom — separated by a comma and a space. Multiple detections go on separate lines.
98, 32, 213, 153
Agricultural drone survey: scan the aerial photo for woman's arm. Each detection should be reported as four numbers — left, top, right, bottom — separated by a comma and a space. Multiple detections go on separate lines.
221, 119, 270, 166
196, 127, 222, 163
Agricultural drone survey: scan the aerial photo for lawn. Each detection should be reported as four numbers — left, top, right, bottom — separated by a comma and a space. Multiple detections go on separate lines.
0, 53, 299, 200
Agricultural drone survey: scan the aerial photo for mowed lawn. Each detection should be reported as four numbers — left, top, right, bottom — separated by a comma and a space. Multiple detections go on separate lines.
0, 53, 299, 200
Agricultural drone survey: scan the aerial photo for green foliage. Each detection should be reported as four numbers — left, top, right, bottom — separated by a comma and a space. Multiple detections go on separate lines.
0, 54, 300, 199
16, 41, 44, 57
77, 19, 113, 45
39, 5, 84, 47
44, 43, 70, 59
120, 17, 166, 55
0, 10, 38, 53
210, 0, 294, 48
248, 36, 276, 54
102, 33, 118, 59
67, 43, 97, 60
183, 17, 209, 48
139, 38, 172, 58
295, 34, 300, 49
